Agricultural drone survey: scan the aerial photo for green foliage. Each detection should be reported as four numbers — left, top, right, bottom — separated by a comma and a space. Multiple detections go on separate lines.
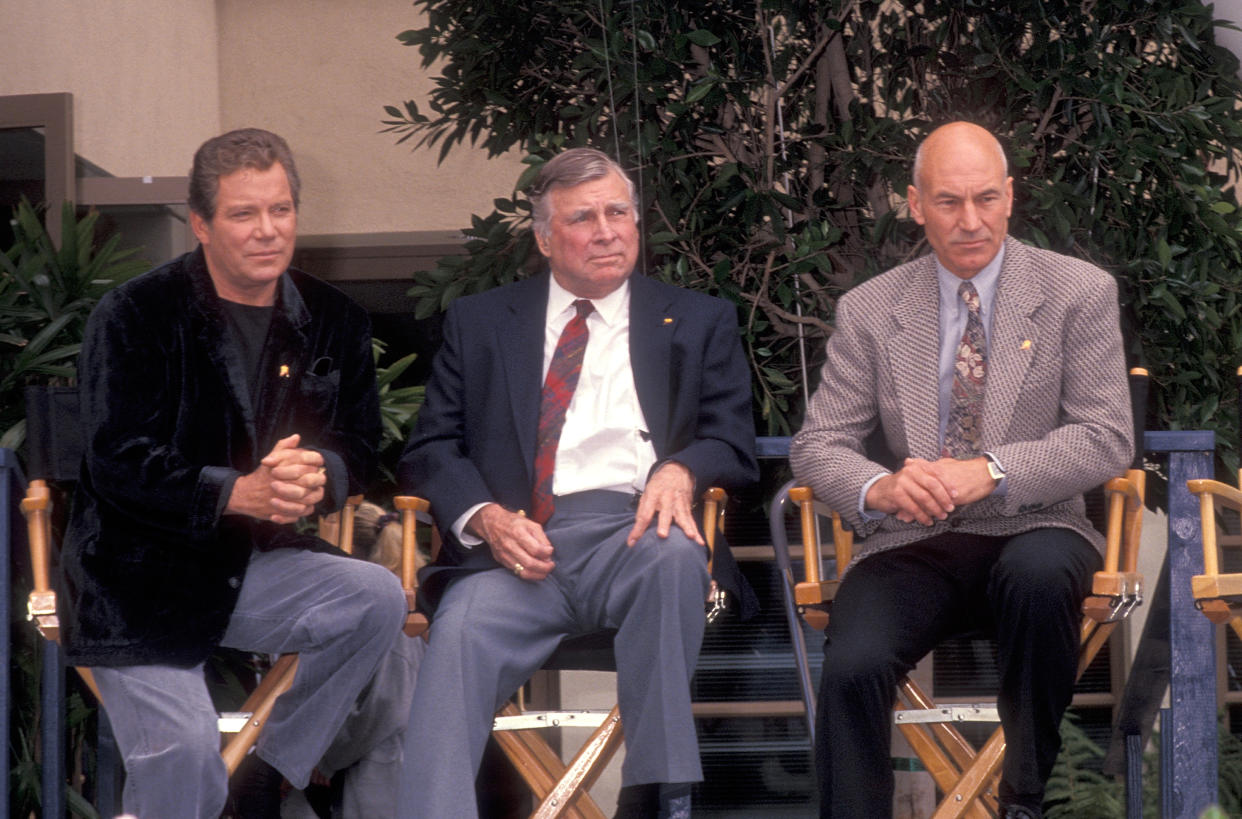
0, 198, 146, 449
373, 338, 424, 482
1044, 715, 1122, 817
1217, 717, 1242, 814
386, 0, 1242, 448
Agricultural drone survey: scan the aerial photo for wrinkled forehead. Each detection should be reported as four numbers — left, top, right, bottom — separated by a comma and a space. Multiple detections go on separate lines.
548, 173, 636, 215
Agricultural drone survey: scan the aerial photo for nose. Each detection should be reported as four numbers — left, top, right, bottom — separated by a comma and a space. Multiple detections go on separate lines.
959, 201, 982, 232
254, 210, 277, 238
591, 212, 618, 242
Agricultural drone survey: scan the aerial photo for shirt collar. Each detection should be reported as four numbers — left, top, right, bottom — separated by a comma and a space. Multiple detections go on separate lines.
547, 275, 630, 327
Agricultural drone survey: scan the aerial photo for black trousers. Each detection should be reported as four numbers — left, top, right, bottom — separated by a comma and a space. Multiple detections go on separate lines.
815, 528, 1101, 818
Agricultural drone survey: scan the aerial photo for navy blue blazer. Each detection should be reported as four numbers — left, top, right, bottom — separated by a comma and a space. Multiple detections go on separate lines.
398, 271, 758, 609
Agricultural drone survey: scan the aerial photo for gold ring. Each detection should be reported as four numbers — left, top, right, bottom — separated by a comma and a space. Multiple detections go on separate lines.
513, 562, 524, 576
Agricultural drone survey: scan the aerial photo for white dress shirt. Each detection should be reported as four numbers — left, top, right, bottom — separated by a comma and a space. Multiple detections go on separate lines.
452, 275, 656, 544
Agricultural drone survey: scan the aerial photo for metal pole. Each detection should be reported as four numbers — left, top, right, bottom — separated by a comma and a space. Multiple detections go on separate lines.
0, 448, 17, 819
1148, 430, 1218, 817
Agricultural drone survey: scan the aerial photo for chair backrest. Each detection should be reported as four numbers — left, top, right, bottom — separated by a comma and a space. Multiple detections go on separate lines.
24, 385, 84, 484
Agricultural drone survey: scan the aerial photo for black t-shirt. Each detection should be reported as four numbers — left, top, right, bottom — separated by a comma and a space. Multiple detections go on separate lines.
220, 300, 274, 407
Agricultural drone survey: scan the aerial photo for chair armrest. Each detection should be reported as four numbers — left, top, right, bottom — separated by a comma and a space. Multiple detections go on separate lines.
701, 487, 726, 573
394, 495, 432, 638
786, 486, 849, 614
1188, 478, 1242, 579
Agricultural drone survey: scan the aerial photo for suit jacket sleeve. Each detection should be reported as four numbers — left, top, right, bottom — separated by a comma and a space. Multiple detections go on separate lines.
78, 289, 230, 539
988, 272, 1132, 513
397, 300, 497, 548
789, 291, 892, 536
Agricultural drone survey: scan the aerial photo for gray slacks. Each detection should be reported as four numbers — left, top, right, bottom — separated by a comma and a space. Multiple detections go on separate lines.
93, 546, 408, 819
398, 490, 711, 819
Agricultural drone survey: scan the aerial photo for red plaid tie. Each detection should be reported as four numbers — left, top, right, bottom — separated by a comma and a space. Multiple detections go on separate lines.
531, 299, 594, 523
941, 280, 986, 458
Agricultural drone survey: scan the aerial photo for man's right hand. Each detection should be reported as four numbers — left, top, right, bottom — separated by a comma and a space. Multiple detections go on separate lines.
865, 457, 958, 526
225, 434, 326, 524
467, 503, 556, 581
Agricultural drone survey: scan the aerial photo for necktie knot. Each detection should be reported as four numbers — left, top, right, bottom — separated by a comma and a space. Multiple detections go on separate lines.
958, 280, 980, 315
573, 299, 594, 320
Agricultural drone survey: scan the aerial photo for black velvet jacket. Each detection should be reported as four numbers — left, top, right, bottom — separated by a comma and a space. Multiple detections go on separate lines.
60, 248, 380, 667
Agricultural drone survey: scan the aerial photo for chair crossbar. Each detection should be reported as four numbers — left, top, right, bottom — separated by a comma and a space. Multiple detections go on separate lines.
493, 710, 613, 732
895, 704, 1001, 724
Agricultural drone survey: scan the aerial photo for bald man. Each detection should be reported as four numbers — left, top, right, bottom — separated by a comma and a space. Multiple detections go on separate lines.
789, 122, 1133, 819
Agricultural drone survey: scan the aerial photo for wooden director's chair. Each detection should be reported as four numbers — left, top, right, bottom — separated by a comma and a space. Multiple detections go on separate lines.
1189, 367, 1242, 639
21, 385, 423, 801
391, 487, 728, 819
769, 368, 1149, 818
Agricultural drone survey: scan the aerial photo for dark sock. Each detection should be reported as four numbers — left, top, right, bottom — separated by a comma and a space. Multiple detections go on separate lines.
658, 783, 692, 819
614, 783, 659, 818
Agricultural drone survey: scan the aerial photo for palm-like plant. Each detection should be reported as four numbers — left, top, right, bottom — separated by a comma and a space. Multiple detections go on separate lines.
0, 198, 147, 448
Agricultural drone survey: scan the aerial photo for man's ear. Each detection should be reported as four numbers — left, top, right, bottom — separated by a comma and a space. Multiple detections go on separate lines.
907, 185, 925, 225
189, 210, 210, 245
534, 228, 551, 258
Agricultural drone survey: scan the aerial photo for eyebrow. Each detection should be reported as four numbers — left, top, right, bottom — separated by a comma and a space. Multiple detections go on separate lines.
565, 201, 632, 219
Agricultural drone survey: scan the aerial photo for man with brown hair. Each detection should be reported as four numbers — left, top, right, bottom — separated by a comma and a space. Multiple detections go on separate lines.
61, 128, 411, 818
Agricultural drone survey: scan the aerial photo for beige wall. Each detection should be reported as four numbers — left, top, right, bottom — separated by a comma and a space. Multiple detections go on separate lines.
1, 0, 522, 236
218, 0, 523, 235
0, 0, 221, 178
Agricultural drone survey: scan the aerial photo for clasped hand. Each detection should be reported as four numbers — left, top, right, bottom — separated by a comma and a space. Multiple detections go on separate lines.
226, 433, 327, 524
865, 456, 997, 526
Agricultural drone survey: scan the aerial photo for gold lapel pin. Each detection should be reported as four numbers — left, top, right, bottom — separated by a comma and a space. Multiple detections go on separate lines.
663, 317, 674, 325
279, 364, 290, 377
1020, 340, 1032, 350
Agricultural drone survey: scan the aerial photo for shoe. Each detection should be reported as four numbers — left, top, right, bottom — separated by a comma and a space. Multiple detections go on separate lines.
1001, 805, 1042, 819
613, 783, 692, 819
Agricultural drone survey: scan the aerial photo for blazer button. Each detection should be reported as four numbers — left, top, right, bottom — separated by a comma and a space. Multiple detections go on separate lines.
228, 576, 241, 589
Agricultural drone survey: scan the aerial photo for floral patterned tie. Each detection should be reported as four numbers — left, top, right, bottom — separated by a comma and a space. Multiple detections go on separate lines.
941, 280, 986, 458
531, 299, 594, 523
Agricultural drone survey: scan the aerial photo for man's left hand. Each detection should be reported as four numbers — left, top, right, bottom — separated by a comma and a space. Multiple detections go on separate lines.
931, 456, 998, 507
626, 461, 704, 547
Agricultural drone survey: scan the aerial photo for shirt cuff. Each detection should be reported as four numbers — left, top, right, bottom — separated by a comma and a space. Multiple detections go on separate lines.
452, 502, 490, 549
859, 471, 890, 521
984, 451, 1009, 497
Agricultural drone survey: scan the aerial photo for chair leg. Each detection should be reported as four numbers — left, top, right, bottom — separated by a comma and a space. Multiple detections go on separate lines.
531, 705, 624, 819
221, 654, 299, 776
897, 678, 1001, 817
930, 729, 1005, 819
491, 700, 622, 819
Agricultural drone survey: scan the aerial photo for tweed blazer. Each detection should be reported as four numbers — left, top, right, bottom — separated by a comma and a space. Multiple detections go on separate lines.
789, 237, 1133, 562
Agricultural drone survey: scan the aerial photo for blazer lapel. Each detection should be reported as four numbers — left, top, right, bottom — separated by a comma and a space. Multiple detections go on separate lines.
502, 275, 550, 479
886, 259, 942, 460
256, 274, 312, 448
187, 252, 258, 449
629, 274, 674, 456
983, 239, 1042, 445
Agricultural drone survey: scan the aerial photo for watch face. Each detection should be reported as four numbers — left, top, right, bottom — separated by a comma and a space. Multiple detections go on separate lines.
987, 461, 1004, 480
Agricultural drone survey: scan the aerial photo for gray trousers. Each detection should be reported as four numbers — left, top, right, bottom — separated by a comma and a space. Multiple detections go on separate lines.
93, 547, 408, 819
398, 490, 711, 819
282, 632, 426, 819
